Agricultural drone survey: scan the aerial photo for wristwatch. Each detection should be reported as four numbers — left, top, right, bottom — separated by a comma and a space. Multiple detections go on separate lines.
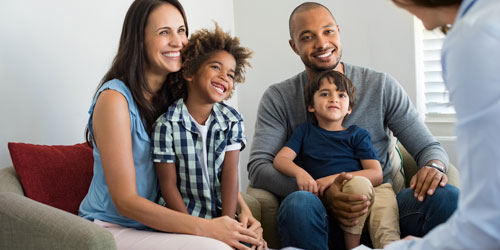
428, 163, 446, 174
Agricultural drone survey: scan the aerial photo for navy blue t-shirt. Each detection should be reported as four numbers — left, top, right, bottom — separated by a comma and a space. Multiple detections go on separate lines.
285, 123, 378, 180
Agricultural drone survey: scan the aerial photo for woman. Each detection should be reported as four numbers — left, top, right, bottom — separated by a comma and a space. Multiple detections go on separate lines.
78, 0, 264, 249
387, 0, 500, 249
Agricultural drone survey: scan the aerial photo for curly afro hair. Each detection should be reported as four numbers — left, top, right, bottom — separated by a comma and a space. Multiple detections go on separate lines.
168, 23, 252, 101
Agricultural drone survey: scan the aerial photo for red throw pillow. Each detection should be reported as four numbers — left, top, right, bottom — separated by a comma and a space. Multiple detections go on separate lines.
8, 142, 94, 215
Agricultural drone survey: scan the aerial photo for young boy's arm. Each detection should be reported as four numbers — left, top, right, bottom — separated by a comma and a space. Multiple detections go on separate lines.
338, 129, 383, 188
156, 162, 189, 214
274, 147, 318, 195
316, 174, 339, 197
357, 159, 383, 186
221, 150, 239, 218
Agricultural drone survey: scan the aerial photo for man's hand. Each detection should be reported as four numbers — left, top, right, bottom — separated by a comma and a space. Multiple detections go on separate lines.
296, 170, 318, 195
324, 173, 370, 227
410, 161, 448, 202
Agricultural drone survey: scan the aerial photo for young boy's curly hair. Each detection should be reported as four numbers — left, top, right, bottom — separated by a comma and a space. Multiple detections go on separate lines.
168, 23, 252, 101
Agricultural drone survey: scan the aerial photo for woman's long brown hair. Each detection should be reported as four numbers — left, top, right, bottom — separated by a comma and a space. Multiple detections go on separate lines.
85, 0, 188, 145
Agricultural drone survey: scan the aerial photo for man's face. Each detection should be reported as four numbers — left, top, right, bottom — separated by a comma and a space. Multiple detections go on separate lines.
289, 6, 342, 73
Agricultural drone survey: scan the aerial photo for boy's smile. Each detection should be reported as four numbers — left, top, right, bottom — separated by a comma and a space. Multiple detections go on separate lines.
212, 81, 227, 95
308, 78, 351, 131
185, 50, 236, 104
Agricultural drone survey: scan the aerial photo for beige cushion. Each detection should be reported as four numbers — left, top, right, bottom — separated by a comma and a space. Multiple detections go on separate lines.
388, 131, 406, 193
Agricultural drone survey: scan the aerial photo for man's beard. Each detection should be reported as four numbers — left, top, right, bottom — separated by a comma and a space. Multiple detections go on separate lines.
305, 49, 342, 73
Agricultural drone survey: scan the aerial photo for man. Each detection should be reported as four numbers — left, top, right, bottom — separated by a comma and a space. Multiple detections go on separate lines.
247, 2, 459, 249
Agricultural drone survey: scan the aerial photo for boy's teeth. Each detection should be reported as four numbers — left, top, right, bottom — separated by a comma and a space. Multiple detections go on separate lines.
212, 83, 225, 94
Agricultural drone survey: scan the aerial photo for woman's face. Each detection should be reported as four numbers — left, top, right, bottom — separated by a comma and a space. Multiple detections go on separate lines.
144, 3, 188, 77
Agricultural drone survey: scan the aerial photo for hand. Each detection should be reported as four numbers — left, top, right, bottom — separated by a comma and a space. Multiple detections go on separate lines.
316, 175, 336, 197
410, 163, 448, 202
204, 216, 261, 250
296, 170, 318, 195
384, 235, 420, 248
402, 235, 421, 241
238, 206, 266, 250
324, 173, 370, 227
245, 218, 267, 250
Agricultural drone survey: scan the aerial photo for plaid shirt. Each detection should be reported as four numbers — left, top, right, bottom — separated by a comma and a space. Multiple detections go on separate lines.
152, 98, 246, 219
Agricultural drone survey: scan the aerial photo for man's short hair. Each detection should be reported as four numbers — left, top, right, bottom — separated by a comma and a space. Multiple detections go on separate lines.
288, 2, 336, 40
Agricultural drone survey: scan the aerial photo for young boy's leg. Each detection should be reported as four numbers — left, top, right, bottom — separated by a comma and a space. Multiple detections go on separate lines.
368, 183, 400, 248
338, 176, 375, 249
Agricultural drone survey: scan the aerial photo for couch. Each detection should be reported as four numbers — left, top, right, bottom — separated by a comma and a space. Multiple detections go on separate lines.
0, 142, 262, 250
0, 142, 118, 250
0, 142, 459, 249
245, 144, 461, 249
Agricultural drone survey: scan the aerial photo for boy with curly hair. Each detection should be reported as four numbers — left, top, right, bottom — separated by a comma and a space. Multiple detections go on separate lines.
151, 24, 252, 221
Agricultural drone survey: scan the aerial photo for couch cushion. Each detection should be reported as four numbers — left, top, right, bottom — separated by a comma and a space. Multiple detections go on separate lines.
8, 142, 93, 215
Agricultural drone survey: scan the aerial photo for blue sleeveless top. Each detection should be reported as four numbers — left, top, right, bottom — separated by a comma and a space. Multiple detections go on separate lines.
79, 79, 159, 229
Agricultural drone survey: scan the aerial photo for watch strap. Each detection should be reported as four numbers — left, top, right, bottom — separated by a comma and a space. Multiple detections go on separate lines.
429, 162, 446, 174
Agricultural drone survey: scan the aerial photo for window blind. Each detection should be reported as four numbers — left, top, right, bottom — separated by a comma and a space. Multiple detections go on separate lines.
421, 28, 455, 115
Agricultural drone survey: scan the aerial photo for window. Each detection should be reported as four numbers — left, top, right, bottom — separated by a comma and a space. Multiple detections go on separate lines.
414, 19, 457, 166
415, 20, 456, 117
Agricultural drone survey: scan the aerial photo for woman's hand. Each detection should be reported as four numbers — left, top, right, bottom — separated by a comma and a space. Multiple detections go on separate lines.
238, 193, 266, 249
202, 216, 261, 250
238, 206, 266, 249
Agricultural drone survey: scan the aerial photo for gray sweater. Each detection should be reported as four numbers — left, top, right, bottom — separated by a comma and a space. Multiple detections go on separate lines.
247, 63, 448, 198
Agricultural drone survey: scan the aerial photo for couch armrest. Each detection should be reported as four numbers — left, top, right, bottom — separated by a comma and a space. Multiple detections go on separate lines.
0, 167, 24, 195
246, 185, 280, 249
446, 164, 460, 188
0, 192, 116, 250
240, 192, 261, 222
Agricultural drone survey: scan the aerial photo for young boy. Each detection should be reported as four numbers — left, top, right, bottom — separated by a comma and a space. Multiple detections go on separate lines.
152, 24, 252, 220
273, 70, 400, 249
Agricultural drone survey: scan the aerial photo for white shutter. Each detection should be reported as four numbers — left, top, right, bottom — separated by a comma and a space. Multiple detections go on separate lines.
421, 28, 455, 115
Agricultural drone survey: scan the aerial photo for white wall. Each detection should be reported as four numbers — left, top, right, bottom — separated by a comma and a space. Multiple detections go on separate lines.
0, 0, 235, 168
0, 0, 133, 168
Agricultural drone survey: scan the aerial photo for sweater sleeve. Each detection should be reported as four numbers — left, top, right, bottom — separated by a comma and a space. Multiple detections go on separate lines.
247, 86, 298, 198
383, 73, 449, 169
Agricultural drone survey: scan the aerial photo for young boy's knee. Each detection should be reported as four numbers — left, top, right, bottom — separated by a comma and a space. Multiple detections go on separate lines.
342, 176, 375, 204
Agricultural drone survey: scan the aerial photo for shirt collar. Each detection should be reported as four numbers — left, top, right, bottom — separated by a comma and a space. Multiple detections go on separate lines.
166, 98, 197, 133
457, 0, 477, 20
167, 99, 239, 132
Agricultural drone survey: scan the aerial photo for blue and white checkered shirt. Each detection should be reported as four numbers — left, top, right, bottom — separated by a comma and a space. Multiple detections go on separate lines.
152, 98, 246, 219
